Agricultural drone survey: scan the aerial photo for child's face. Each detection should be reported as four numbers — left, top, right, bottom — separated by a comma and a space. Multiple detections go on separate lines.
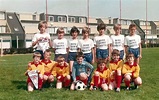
58, 60, 65, 66
33, 56, 41, 64
76, 57, 83, 64
129, 27, 136, 35
112, 54, 120, 62
39, 24, 46, 33
114, 28, 121, 35
72, 32, 78, 39
98, 63, 106, 71
44, 52, 51, 60
58, 31, 64, 39
98, 29, 105, 35
127, 56, 134, 64
82, 32, 89, 39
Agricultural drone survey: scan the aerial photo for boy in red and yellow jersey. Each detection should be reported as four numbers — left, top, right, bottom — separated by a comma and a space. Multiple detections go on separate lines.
52, 56, 71, 89
25, 52, 44, 92
109, 49, 123, 92
41, 49, 56, 87
122, 53, 142, 90
89, 59, 110, 91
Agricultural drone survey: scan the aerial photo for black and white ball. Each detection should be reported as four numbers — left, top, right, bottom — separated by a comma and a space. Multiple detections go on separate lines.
75, 80, 87, 90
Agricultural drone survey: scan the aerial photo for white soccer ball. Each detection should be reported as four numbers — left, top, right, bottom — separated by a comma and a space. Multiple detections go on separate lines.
75, 80, 87, 91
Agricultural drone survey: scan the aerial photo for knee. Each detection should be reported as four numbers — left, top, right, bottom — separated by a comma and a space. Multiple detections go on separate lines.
94, 71, 99, 76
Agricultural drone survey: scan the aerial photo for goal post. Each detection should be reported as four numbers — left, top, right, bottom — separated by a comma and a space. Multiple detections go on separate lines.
0, 38, 3, 57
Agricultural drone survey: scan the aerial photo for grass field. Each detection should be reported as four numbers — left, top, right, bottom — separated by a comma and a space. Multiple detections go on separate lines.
0, 48, 159, 100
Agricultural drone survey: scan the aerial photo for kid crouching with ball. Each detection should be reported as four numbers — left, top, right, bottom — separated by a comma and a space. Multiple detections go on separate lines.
122, 53, 142, 90
52, 56, 71, 89
25, 52, 44, 92
70, 52, 94, 90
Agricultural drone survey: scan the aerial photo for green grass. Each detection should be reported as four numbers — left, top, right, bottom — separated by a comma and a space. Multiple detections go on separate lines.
0, 48, 159, 100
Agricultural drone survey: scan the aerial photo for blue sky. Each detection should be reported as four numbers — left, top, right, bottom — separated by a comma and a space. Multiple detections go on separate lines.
0, 0, 159, 21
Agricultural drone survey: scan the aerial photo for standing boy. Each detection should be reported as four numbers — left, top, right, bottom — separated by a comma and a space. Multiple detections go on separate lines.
94, 23, 111, 63
68, 26, 80, 72
124, 23, 142, 64
79, 26, 95, 64
32, 21, 52, 59
53, 27, 68, 62
110, 24, 125, 60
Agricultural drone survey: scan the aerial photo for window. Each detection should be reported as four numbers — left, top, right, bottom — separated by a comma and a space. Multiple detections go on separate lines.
0, 12, 5, 19
68, 17, 75, 23
0, 26, 6, 33
8, 16, 13, 19
79, 17, 86, 23
49, 16, 54, 22
58, 16, 66, 22
48, 27, 55, 34
14, 28, 19, 31
121, 20, 127, 25
32, 15, 36, 21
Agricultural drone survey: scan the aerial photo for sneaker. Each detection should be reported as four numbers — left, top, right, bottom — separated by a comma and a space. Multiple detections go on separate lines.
93, 86, 97, 90
134, 85, 139, 89
126, 87, 130, 91
116, 88, 120, 92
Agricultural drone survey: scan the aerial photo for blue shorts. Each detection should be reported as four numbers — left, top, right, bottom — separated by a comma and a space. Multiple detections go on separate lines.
128, 48, 140, 58
68, 52, 77, 61
84, 53, 93, 64
119, 50, 124, 59
54, 54, 68, 62
96, 49, 108, 59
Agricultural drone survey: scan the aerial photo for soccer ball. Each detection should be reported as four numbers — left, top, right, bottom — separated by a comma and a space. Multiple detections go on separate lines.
75, 80, 87, 91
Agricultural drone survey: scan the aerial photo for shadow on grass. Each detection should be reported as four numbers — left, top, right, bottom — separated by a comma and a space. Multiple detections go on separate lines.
11, 80, 26, 90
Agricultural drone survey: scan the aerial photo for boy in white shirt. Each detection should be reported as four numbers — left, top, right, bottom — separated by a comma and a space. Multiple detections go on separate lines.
68, 26, 80, 72
79, 27, 95, 64
124, 24, 142, 64
32, 21, 52, 59
110, 24, 125, 60
94, 23, 111, 63
53, 27, 68, 62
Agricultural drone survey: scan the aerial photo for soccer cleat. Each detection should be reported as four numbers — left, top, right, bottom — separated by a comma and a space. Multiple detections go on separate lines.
126, 87, 130, 91
93, 86, 97, 90
116, 88, 120, 92
134, 85, 139, 89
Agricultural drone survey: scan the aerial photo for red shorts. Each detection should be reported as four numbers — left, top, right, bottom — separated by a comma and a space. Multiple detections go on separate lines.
56, 75, 65, 82
98, 78, 108, 88
76, 76, 88, 85
44, 72, 52, 76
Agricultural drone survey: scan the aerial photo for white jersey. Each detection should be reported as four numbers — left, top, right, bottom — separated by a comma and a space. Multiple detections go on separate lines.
94, 35, 111, 49
68, 38, 80, 52
32, 32, 51, 52
110, 34, 125, 51
53, 38, 68, 54
79, 38, 94, 54
124, 34, 141, 48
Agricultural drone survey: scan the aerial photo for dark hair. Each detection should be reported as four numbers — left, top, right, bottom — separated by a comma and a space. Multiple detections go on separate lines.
97, 23, 106, 31
111, 49, 120, 56
97, 59, 106, 66
70, 26, 80, 36
129, 23, 136, 30
76, 52, 84, 58
126, 53, 135, 60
